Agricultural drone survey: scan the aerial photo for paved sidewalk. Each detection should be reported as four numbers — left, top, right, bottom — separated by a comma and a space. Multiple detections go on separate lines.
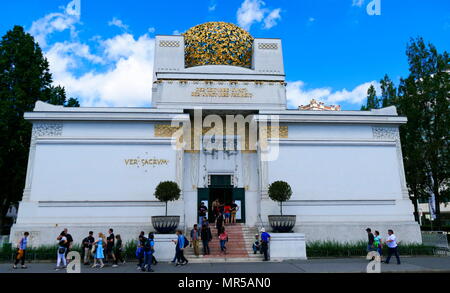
1, 256, 449, 273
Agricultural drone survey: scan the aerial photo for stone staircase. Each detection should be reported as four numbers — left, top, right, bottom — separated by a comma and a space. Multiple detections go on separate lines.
183, 223, 264, 262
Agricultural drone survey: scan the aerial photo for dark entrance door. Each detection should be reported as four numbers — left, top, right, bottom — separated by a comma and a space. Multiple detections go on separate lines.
197, 175, 245, 224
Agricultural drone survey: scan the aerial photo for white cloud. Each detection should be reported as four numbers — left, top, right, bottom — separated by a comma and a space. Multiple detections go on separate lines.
352, 0, 365, 7
108, 17, 129, 32
263, 8, 281, 29
308, 17, 315, 22
29, 2, 155, 107
29, 11, 79, 48
148, 27, 156, 33
47, 33, 155, 107
286, 80, 380, 109
208, 0, 217, 11
237, 0, 281, 31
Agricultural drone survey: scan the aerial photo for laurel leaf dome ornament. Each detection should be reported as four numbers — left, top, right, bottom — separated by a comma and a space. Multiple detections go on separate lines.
183, 22, 254, 68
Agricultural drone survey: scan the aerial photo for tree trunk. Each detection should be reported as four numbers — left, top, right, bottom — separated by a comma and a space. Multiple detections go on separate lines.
433, 185, 441, 230
165, 202, 168, 216
280, 202, 283, 216
409, 186, 420, 223
410, 195, 420, 223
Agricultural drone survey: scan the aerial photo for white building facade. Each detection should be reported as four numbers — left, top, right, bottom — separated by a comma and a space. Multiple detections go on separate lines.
10, 22, 421, 246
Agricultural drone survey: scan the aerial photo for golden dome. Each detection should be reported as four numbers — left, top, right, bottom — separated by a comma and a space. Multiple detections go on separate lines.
183, 22, 254, 68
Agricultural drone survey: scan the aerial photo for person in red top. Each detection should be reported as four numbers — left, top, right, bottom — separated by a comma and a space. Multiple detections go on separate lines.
224, 204, 231, 224
219, 227, 228, 254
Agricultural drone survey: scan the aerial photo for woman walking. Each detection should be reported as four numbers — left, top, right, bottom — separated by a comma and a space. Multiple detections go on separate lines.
230, 200, 239, 225
212, 198, 220, 222
92, 232, 105, 268
216, 212, 224, 236
13, 232, 29, 269
115, 234, 125, 265
172, 230, 188, 266
55, 232, 67, 270
136, 234, 145, 270
374, 230, 383, 262
219, 227, 228, 254
201, 223, 212, 255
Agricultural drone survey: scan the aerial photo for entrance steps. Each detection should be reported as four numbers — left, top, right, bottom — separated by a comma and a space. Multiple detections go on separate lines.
183, 223, 264, 262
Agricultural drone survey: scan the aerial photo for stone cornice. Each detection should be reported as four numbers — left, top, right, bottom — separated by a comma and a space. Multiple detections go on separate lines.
255, 114, 407, 125
24, 111, 190, 122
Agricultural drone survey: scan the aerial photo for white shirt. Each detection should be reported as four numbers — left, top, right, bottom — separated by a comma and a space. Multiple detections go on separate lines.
387, 234, 397, 248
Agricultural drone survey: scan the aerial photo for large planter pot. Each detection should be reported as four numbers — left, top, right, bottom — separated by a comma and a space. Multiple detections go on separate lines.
268, 215, 296, 233
151, 216, 180, 234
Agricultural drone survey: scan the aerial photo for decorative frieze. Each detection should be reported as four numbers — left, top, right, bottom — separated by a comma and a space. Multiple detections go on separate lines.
372, 127, 399, 141
258, 43, 278, 50
159, 40, 180, 47
32, 122, 63, 138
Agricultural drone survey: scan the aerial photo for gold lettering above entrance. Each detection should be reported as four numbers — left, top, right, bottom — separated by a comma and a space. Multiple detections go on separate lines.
124, 158, 169, 167
191, 88, 253, 98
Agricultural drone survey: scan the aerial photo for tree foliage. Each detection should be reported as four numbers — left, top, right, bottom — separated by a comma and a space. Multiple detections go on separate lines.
268, 181, 292, 215
399, 37, 450, 227
0, 26, 79, 231
362, 37, 449, 226
361, 85, 380, 110
154, 181, 181, 216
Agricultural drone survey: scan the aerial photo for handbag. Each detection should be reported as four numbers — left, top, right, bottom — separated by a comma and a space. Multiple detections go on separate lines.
16, 249, 24, 260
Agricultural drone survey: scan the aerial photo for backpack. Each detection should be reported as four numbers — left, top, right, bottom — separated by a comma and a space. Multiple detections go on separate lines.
183, 236, 189, 248
144, 238, 152, 252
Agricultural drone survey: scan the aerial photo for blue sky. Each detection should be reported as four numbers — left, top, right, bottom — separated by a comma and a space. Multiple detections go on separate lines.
0, 0, 449, 109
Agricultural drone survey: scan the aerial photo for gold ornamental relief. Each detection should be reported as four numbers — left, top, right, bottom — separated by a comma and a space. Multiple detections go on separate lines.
260, 126, 289, 139
183, 22, 254, 68
154, 124, 181, 137
191, 87, 253, 98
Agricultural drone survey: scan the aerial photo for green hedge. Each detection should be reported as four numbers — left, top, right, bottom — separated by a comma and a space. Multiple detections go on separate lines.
0, 242, 139, 262
0, 240, 440, 261
306, 241, 437, 258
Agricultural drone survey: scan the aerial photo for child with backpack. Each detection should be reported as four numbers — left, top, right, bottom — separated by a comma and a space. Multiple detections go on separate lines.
136, 235, 145, 270
141, 233, 154, 272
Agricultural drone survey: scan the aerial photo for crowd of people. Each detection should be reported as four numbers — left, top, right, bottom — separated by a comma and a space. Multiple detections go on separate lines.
11, 199, 272, 270
12, 226, 401, 271
365, 228, 401, 265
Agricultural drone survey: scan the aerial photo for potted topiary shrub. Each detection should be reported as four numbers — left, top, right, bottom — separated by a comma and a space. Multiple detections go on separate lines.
267, 181, 296, 232
151, 181, 181, 234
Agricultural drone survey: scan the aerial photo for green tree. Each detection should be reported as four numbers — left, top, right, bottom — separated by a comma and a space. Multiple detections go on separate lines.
380, 74, 398, 107
398, 37, 450, 227
361, 85, 380, 110
154, 181, 181, 216
397, 76, 428, 222
268, 181, 292, 215
0, 26, 79, 232
46, 85, 80, 107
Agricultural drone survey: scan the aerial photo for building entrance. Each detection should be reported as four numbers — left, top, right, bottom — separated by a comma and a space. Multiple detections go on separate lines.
197, 175, 245, 224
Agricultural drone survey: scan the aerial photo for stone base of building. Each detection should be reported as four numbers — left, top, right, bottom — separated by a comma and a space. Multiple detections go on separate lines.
153, 234, 178, 261
269, 233, 307, 260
